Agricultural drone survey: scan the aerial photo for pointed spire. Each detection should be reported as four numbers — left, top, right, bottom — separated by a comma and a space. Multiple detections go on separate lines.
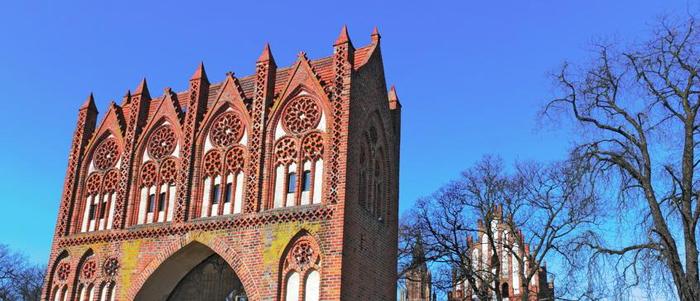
334, 25, 352, 46
80, 93, 98, 112
371, 26, 381, 44
134, 78, 151, 100
120, 90, 131, 106
257, 43, 275, 64
388, 85, 401, 110
388, 85, 399, 101
191, 62, 208, 82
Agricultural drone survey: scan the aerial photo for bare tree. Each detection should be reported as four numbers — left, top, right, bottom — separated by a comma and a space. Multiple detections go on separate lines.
399, 156, 596, 301
545, 15, 700, 300
0, 244, 44, 301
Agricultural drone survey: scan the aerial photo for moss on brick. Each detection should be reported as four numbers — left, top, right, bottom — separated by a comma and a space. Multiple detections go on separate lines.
263, 221, 320, 268
119, 240, 142, 299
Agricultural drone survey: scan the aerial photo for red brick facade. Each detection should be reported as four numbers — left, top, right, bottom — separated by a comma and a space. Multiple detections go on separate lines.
42, 27, 401, 301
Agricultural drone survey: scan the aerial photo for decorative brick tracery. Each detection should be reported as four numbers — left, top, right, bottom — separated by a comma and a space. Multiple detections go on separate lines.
280, 235, 322, 301
93, 138, 120, 171
226, 146, 246, 172
203, 150, 223, 176
86, 173, 103, 194
159, 158, 178, 183
210, 112, 244, 148
81, 258, 97, 280
245, 46, 276, 214
302, 132, 324, 161
274, 137, 298, 165
56, 262, 70, 282
175, 67, 209, 223
282, 96, 322, 135
46, 30, 400, 301
139, 162, 158, 187
102, 257, 119, 278
147, 125, 177, 160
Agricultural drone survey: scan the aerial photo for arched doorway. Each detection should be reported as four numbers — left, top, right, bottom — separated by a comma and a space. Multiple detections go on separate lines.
135, 242, 247, 301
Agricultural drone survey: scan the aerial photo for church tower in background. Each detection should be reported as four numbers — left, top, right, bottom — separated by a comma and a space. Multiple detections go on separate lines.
42, 27, 401, 301
402, 240, 433, 301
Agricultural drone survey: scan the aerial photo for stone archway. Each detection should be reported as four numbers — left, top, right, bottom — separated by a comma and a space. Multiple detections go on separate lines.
134, 242, 247, 301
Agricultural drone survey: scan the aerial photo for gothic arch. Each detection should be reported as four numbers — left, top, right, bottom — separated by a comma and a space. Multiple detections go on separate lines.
73, 130, 124, 234
267, 85, 332, 134
357, 111, 393, 222
278, 230, 323, 301
265, 86, 332, 210
82, 130, 125, 172
127, 116, 183, 226
128, 237, 260, 301
191, 101, 251, 218
133, 116, 184, 164
45, 250, 70, 301
71, 249, 97, 301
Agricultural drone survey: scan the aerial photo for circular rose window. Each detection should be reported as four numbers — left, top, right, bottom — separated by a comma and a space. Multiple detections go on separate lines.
81, 258, 97, 280
210, 112, 244, 147
103, 257, 119, 277
147, 126, 176, 160
94, 138, 119, 170
56, 262, 70, 281
282, 97, 321, 135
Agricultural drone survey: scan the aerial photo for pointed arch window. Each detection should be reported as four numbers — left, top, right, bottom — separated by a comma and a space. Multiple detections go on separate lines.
271, 95, 326, 209
74, 254, 97, 301
198, 110, 247, 218
136, 124, 179, 225
79, 137, 121, 233
280, 236, 322, 301
358, 125, 388, 222
50, 256, 71, 301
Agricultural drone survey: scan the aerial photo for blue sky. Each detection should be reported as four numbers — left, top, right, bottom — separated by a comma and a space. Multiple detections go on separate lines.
0, 0, 695, 264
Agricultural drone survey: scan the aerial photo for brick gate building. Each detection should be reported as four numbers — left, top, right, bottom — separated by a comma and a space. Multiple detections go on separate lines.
42, 27, 401, 301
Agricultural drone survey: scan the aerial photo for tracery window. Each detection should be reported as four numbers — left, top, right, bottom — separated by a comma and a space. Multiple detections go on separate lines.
357, 125, 387, 221
271, 95, 325, 209
97, 257, 118, 301
199, 111, 247, 218
280, 236, 321, 301
136, 124, 179, 225
50, 256, 70, 301
76, 255, 97, 301
80, 137, 121, 232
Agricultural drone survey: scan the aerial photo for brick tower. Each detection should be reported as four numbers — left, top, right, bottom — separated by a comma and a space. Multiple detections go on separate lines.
42, 27, 401, 301
403, 240, 433, 301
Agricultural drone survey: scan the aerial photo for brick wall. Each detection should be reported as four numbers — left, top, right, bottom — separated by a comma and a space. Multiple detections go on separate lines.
42, 29, 400, 301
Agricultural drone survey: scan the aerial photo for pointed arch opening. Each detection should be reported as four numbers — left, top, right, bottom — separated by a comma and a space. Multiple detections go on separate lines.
194, 104, 249, 218
47, 251, 70, 301
278, 232, 322, 301
130, 118, 182, 226
268, 89, 329, 210
76, 131, 123, 233
134, 242, 247, 301
357, 113, 391, 223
